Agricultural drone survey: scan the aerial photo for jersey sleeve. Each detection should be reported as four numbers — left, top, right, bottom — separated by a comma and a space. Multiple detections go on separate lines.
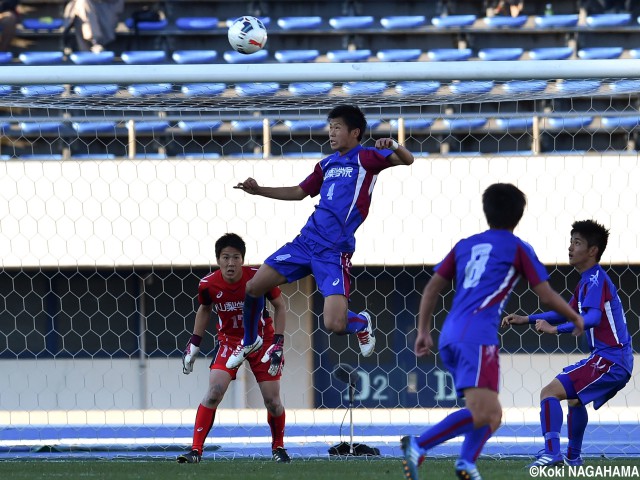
580, 274, 608, 312
359, 148, 393, 174
513, 241, 549, 287
299, 162, 324, 197
434, 248, 456, 281
197, 280, 213, 306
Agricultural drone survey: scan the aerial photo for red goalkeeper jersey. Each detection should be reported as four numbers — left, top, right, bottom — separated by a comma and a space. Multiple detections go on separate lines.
197, 266, 280, 342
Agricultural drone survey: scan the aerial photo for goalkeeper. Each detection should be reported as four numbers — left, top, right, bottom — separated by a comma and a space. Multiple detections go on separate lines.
178, 233, 290, 464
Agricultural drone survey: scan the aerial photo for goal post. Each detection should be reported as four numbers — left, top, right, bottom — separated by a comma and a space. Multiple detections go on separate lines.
0, 59, 639, 458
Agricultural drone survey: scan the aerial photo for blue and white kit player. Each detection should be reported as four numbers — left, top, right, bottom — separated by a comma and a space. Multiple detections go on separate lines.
226, 104, 414, 369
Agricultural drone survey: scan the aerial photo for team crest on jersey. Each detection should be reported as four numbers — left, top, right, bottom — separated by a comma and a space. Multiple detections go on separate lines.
589, 270, 600, 287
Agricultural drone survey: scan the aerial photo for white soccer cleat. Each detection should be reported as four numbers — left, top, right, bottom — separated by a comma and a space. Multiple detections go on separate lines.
225, 336, 263, 369
356, 311, 376, 357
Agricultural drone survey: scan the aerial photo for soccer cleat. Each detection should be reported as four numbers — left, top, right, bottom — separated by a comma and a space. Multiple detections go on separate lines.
176, 449, 202, 464
455, 459, 483, 480
272, 447, 291, 463
527, 453, 564, 468
225, 336, 263, 369
356, 311, 376, 357
400, 435, 421, 480
564, 455, 584, 467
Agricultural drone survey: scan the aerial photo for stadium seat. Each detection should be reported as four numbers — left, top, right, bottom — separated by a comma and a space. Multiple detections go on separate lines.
534, 14, 579, 28
134, 152, 168, 159
73, 84, 119, 96
224, 50, 269, 64
275, 50, 320, 63
235, 83, 279, 96
172, 50, 218, 64
482, 15, 527, 28
125, 17, 169, 30
577, 47, 623, 60
72, 153, 117, 160
586, 13, 631, 27
277, 16, 322, 30
478, 48, 523, 61
177, 121, 223, 132
226, 17, 271, 28
19, 122, 65, 134
121, 51, 167, 64
0, 85, 10, 95
72, 121, 117, 134
601, 116, 640, 129
367, 120, 382, 130
329, 16, 374, 29
607, 79, 640, 93
502, 80, 548, 94
175, 17, 219, 30
20, 85, 65, 96
341, 82, 387, 95
528, 47, 573, 60
380, 15, 427, 29
70, 51, 115, 65
495, 118, 534, 130
556, 79, 602, 94
180, 83, 226, 96
427, 48, 472, 62
231, 120, 266, 131
22, 17, 64, 30
449, 81, 494, 95
127, 84, 173, 96
288, 82, 334, 96
326, 49, 371, 62
376, 49, 422, 62
443, 118, 488, 130
19, 51, 64, 65
395, 81, 440, 95
20, 154, 64, 160
176, 153, 221, 159
547, 117, 593, 129
227, 152, 264, 158
133, 121, 170, 133
284, 120, 327, 131
431, 15, 476, 28
0, 52, 12, 64
390, 119, 434, 129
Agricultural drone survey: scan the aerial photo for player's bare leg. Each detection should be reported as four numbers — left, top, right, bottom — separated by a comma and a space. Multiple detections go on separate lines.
323, 295, 375, 356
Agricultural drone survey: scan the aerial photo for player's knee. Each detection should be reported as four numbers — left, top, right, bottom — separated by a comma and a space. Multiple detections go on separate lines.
323, 316, 347, 333
264, 397, 283, 416
540, 383, 562, 401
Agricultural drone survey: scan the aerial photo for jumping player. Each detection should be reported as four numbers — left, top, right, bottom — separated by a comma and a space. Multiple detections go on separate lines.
178, 233, 290, 464
503, 220, 633, 468
401, 183, 584, 480
227, 104, 414, 369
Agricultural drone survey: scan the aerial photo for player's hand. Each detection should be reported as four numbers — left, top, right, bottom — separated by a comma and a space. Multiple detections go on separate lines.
571, 315, 584, 337
233, 177, 260, 195
501, 313, 528, 328
182, 341, 201, 374
375, 138, 399, 150
414, 331, 433, 357
261, 334, 284, 376
534, 320, 556, 335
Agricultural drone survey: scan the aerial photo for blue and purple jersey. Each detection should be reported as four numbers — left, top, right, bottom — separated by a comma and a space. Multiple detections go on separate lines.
436, 229, 549, 347
298, 144, 393, 253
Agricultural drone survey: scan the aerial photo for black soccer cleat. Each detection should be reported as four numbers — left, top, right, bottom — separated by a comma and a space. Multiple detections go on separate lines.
272, 447, 291, 463
177, 449, 202, 464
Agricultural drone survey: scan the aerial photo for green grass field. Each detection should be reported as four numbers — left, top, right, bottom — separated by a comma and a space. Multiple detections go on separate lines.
2, 458, 640, 479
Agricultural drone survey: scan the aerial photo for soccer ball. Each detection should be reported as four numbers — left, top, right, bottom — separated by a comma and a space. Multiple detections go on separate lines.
228, 16, 268, 55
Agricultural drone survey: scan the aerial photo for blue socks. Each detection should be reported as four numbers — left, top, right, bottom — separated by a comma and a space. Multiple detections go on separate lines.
242, 294, 264, 345
343, 310, 367, 334
540, 397, 563, 455
416, 408, 475, 452
460, 425, 492, 463
567, 404, 588, 459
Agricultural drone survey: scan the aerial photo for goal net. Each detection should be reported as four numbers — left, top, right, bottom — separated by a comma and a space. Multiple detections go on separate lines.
0, 60, 638, 459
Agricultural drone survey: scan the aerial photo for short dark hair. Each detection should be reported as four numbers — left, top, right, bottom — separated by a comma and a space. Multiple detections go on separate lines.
571, 220, 609, 261
215, 233, 246, 259
482, 183, 527, 230
327, 104, 367, 141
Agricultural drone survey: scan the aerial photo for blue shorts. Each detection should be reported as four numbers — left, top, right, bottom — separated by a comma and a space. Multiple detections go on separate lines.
264, 235, 353, 298
557, 354, 631, 410
440, 342, 500, 398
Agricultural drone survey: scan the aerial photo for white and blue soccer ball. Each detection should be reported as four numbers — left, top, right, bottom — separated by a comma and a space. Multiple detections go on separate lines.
228, 16, 268, 54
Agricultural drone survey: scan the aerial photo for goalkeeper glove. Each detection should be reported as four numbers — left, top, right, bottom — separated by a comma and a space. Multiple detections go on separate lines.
182, 334, 202, 374
261, 334, 284, 377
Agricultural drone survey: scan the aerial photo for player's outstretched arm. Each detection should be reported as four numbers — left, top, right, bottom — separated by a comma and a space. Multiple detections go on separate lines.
182, 304, 212, 374
234, 177, 307, 201
532, 281, 584, 336
375, 137, 414, 166
501, 313, 529, 328
416, 273, 449, 357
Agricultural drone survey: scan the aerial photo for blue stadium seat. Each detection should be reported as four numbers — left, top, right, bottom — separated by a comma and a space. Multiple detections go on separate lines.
377, 49, 422, 62
275, 50, 319, 63
284, 120, 327, 131
127, 84, 173, 96
73, 85, 119, 96
367, 120, 382, 130
630, 48, 640, 58
176, 153, 221, 159
534, 14, 579, 28
495, 118, 534, 130
607, 79, 640, 93
380, 15, 427, 29
288, 82, 334, 96
177, 121, 223, 132
528, 47, 573, 60
601, 116, 640, 129
125, 17, 169, 30
427, 48, 472, 61
443, 118, 488, 130
72, 153, 117, 160
121, 51, 167, 64
502, 80, 548, 94
395, 81, 440, 95
172, 50, 218, 64
134, 152, 168, 159
228, 152, 264, 158
20, 154, 64, 160
449, 81, 494, 94
175, 17, 218, 30
231, 120, 266, 131
72, 122, 117, 134
0, 52, 12, 64
19, 51, 64, 65
277, 16, 322, 30
547, 117, 593, 129
326, 49, 371, 62
22, 17, 64, 30
134, 121, 170, 133
19, 121, 65, 134
70, 51, 115, 65
180, 83, 226, 96
235, 83, 279, 96
390, 119, 434, 129
431, 15, 476, 28
226, 17, 271, 28
478, 48, 523, 61
329, 16, 374, 29
20, 85, 65, 96
224, 50, 269, 64
556, 80, 602, 94
483, 15, 527, 28
577, 47, 623, 60
586, 13, 631, 27
0, 154, 10, 160
341, 82, 387, 95
0, 85, 11, 95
